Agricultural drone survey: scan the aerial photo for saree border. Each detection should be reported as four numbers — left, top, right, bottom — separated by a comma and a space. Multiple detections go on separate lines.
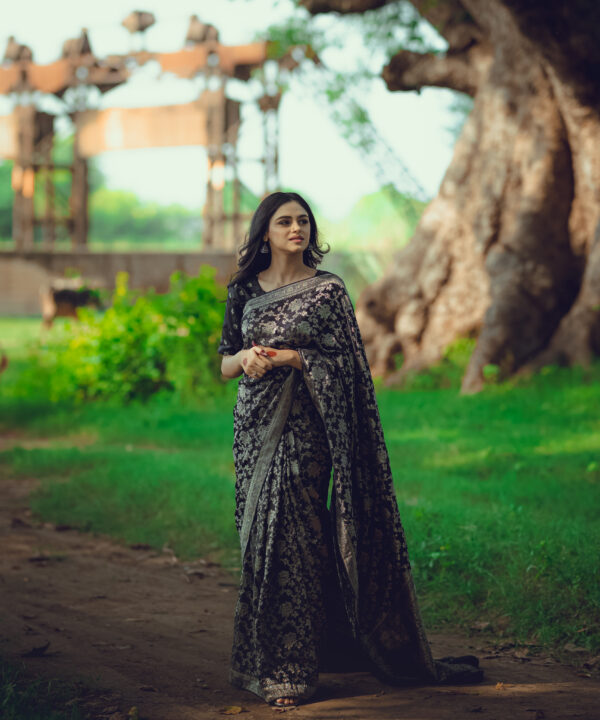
242, 272, 345, 315
230, 667, 317, 703
239, 368, 300, 561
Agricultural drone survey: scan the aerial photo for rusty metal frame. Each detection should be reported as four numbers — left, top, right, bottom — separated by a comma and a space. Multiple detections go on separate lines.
0, 26, 306, 251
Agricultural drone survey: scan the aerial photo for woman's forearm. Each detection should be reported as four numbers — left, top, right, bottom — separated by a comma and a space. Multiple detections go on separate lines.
280, 349, 302, 371
221, 351, 244, 379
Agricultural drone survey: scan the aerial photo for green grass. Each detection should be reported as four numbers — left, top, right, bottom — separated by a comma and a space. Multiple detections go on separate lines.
1, 317, 599, 653
0, 658, 87, 719
0, 392, 240, 564
3, 428, 239, 565
0, 317, 45, 355
378, 370, 600, 648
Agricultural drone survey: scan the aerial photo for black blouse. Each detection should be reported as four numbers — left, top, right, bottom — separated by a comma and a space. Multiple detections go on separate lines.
217, 270, 331, 355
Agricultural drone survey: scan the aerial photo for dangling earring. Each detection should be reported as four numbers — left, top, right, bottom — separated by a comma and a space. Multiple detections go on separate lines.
260, 241, 270, 254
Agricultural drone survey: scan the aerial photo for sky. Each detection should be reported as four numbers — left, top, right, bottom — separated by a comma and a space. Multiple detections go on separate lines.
0, 0, 458, 220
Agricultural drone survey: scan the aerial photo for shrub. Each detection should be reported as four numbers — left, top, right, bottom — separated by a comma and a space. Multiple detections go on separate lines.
10, 266, 228, 404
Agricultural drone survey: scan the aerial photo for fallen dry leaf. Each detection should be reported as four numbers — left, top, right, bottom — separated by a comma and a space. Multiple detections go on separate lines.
470, 621, 491, 631
184, 569, 206, 579
496, 642, 516, 651
220, 706, 245, 715
563, 642, 587, 654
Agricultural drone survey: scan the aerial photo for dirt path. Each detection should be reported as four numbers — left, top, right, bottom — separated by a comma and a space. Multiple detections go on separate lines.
1, 453, 599, 719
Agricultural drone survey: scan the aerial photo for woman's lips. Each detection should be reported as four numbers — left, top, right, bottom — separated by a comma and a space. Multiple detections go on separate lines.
289, 237, 303, 242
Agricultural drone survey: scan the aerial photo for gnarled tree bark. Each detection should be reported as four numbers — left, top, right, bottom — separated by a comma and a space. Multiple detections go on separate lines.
301, 0, 600, 392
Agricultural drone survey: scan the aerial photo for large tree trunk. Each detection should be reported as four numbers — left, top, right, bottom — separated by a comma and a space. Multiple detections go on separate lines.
302, 0, 600, 391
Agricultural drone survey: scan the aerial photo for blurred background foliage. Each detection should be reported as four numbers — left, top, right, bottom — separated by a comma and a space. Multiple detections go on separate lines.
4, 266, 227, 404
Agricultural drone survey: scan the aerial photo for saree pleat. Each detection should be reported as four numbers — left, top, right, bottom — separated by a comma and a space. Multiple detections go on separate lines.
222, 272, 482, 703
231, 366, 334, 701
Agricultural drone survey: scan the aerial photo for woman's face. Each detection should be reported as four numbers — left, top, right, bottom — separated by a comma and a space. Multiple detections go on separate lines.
264, 201, 311, 257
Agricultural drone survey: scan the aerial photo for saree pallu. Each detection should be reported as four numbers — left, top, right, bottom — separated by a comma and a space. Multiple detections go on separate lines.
229, 273, 480, 702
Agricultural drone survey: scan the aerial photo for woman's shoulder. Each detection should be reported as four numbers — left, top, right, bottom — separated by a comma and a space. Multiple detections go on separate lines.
315, 269, 347, 291
226, 276, 259, 302
315, 268, 342, 280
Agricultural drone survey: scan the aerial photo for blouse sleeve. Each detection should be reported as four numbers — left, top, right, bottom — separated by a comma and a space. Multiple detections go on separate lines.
217, 284, 244, 355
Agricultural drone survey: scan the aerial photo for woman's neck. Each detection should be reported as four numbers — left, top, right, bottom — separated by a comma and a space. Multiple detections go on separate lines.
258, 256, 314, 286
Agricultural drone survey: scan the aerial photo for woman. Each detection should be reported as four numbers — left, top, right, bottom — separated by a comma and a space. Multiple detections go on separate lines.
218, 191, 483, 707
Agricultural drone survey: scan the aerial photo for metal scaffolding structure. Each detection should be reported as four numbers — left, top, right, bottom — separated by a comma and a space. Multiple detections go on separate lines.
0, 15, 304, 251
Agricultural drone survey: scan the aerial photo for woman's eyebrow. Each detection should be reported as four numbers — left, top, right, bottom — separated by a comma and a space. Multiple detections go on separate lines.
275, 214, 309, 220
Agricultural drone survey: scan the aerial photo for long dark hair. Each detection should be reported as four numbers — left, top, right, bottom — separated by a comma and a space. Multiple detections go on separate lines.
227, 191, 329, 287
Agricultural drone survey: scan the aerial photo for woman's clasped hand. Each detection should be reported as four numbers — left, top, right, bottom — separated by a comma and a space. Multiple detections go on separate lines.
241, 344, 272, 378
241, 341, 285, 378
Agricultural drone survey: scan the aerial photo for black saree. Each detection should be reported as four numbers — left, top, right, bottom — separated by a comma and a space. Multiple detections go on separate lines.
217, 270, 482, 703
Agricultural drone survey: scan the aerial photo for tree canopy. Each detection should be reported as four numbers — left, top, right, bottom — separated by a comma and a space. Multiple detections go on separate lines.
274, 0, 600, 390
